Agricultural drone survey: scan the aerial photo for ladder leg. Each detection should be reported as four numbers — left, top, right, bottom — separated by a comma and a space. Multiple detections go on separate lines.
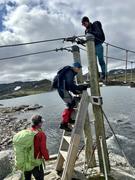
56, 153, 65, 172
61, 135, 80, 180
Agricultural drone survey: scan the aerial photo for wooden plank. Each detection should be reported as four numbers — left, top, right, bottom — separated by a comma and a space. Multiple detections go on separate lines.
63, 136, 71, 144
61, 92, 89, 180
86, 33, 110, 173
56, 131, 69, 171
61, 134, 80, 180
73, 91, 89, 135
72, 45, 96, 167
60, 150, 68, 160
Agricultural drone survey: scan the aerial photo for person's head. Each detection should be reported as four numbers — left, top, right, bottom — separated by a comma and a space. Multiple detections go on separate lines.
31, 115, 43, 128
81, 16, 90, 28
72, 62, 82, 73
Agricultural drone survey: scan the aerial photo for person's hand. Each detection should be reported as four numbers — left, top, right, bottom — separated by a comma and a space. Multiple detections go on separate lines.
82, 86, 87, 90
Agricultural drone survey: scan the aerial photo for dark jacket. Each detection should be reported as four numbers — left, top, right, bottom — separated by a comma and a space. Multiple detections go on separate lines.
58, 68, 83, 94
85, 22, 104, 45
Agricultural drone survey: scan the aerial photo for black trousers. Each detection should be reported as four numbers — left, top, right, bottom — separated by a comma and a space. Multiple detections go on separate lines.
24, 164, 44, 180
57, 89, 76, 108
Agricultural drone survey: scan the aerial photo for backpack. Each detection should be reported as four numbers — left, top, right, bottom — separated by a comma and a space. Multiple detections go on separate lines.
52, 66, 71, 89
93, 21, 105, 43
13, 129, 42, 172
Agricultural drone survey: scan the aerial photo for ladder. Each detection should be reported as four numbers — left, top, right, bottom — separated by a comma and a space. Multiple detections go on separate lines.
56, 91, 89, 180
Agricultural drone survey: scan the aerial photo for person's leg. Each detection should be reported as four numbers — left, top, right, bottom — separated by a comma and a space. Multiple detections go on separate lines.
57, 89, 75, 108
24, 171, 32, 180
32, 165, 44, 180
95, 44, 106, 79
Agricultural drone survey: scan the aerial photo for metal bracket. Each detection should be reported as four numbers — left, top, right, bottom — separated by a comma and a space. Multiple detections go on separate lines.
89, 96, 103, 105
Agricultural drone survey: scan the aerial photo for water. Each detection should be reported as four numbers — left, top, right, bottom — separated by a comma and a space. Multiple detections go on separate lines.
0, 86, 135, 166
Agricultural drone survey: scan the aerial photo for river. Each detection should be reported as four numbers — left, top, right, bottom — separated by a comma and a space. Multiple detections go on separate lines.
0, 86, 135, 166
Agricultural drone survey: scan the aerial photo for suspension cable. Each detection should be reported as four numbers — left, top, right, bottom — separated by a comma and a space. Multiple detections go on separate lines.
79, 46, 135, 63
0, 47, 72, 61
102, 108, 135, 176
0, 35, 84, 48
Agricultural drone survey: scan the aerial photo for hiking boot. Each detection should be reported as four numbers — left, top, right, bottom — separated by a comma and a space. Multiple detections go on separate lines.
69, 118, 75, 124
59, 123, 72, 132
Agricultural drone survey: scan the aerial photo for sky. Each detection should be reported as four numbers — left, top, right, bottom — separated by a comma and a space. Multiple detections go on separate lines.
0, 0, 135, 83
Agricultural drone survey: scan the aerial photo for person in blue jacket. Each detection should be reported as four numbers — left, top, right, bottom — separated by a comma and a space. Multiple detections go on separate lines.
52, 62, 88, 131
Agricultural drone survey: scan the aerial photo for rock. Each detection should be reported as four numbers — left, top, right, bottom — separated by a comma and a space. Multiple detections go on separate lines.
0, 151, 12, 179
4, 171, 23, 180
24, 104, 43, 111
44, 170, 60, 180
0, 104, 3, 106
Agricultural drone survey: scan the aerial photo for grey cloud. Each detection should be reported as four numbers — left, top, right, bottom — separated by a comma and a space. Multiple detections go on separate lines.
0, 0, 135, 83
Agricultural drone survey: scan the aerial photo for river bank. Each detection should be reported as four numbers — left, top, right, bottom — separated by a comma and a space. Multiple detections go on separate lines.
0, 104, 43, 151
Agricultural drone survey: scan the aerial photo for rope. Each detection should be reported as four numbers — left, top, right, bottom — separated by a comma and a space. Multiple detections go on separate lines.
0, 47, 72, 61
79, 46, 135, 63
0, 35, 84, 48
102, 108, 135, 176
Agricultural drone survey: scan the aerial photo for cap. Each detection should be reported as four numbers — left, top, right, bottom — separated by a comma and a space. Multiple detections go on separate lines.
81, 16, 89, 23
31, 115, 43, 126
72, 62, 82, 68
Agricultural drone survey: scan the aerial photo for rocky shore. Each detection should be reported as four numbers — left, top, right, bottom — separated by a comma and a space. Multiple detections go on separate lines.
0, 104, 135, 179
0, 104, 43, 151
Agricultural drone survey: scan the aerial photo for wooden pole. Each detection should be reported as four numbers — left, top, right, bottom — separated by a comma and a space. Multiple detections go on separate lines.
72, 45, 96, 167
125, 50, 128, 83
131, 62, 133, 82
105, 44, 109, 82
85, 34, 110, 173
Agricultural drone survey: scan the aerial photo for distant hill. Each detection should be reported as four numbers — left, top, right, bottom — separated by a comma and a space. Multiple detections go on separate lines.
83, 68, 135, 81
0, 79, 52, 100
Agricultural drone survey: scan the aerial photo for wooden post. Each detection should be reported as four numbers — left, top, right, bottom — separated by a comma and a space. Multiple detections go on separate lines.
85, 34, 110, 173
61, 91, 89, 180
131, 62, 133, 82
105, 43, 109, 82
72, 45, 96, 167
125, 50, 128, 83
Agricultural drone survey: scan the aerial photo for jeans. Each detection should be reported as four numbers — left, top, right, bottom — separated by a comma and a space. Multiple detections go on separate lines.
95, 43, 106, 77
24, 165, 44, 180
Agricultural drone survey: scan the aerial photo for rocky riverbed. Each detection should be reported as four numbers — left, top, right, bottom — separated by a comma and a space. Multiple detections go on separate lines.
0, 104, 43, 151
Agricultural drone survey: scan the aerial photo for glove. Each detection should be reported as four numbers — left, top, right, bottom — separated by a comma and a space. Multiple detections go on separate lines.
78, 84, 88, 91
82, 85, 87, 90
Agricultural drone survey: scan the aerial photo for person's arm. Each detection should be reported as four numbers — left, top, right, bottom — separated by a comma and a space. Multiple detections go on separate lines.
65, 71, 83, 94
40, 132, 49, 160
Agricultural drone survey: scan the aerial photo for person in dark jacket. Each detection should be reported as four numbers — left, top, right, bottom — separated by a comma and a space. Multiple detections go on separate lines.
55, 62, 87, 131
81, 16, 106, 80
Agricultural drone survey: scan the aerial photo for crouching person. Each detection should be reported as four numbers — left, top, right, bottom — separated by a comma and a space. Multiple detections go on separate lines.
13, 115, 49, 180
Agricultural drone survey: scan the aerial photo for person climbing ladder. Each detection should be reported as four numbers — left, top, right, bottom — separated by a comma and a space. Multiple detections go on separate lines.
52, 62, 88, 131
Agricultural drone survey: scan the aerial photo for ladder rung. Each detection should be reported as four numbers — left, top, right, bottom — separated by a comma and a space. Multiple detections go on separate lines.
63, 136, 71, 144
60, 150, 68, 160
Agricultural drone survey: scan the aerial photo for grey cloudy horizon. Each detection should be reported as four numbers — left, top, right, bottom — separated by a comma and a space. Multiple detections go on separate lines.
0, 0, 135, 83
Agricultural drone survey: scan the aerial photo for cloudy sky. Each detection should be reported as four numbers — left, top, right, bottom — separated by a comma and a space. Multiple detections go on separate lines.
0, 0, 135, 83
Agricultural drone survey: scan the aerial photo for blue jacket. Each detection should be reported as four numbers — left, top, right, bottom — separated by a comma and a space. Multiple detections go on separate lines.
58, 68, 83, 94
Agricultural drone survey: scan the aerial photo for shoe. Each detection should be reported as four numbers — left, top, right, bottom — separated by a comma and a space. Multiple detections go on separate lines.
59, 123, 72, 132
69, 118, 75, 124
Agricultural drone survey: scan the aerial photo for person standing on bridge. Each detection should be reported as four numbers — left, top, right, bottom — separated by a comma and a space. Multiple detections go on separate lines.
52, 62, 88, 131
81, 16, 106, 80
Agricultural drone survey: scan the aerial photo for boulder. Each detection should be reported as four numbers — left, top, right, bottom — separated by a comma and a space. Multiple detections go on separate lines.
0, 151, 12, 179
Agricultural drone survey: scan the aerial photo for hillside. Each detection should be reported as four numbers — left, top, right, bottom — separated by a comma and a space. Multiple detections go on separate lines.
0, 79, 52, 100
84, 68, 135, 82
